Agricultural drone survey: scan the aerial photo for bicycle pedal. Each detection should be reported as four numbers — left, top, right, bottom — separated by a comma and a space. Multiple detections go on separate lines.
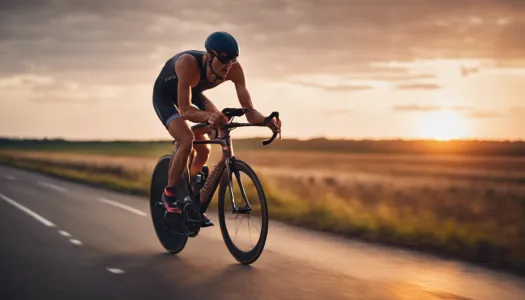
200, 220, 214, 228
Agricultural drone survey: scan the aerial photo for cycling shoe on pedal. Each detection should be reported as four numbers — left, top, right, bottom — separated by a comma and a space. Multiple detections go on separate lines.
162, 187, 182, 214
201, 213, 214, 227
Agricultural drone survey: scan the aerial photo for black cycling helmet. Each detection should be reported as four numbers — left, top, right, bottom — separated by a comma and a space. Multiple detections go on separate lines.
204, 31, 239, 61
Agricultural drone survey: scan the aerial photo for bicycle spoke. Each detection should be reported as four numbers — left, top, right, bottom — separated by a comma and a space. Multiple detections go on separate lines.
233, 215, 245, 243
248, 217, 252, 244
249, 217, 261, 234
233, 213, 239, 243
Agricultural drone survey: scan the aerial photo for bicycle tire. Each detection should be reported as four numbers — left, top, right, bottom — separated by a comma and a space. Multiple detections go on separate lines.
149, 154, 188, 254
218, 158, 269, 264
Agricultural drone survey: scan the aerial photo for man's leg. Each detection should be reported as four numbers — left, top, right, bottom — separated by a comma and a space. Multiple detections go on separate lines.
189, 93, 221, 227
166, 116, 194, 188
190, 94, 222, 177
190, 126, 211, 177
152, 89, 194, 213
157, 114, 194, 213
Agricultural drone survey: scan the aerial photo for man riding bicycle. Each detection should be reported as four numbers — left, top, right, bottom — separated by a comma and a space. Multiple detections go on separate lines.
152, 31, 281, 227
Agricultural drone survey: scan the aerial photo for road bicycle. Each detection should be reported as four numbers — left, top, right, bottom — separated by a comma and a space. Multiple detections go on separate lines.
149, 107, 280, 264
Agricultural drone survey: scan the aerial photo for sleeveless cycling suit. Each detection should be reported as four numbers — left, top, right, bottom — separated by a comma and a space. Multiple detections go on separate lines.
152, 50, 224, 128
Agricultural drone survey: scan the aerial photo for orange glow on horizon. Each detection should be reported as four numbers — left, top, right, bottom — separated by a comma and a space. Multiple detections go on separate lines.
419, 110, 467, 141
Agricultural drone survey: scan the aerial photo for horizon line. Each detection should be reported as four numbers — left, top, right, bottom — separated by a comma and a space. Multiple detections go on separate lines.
1, 136, 524, 143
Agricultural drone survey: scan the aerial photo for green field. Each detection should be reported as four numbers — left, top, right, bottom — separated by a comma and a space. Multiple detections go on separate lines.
2, 137, 525, 156
1, 138, 524, 276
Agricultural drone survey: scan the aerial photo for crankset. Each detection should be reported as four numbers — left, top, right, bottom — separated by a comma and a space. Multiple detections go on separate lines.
160, 197, 201, 237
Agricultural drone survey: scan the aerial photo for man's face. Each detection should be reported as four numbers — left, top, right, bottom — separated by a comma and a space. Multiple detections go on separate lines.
211, 54, 237, 77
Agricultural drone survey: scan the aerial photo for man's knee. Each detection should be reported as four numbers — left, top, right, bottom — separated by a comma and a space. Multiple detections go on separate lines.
178, 132, 195, 155
167, 118, 194, 154
193, 134, 210, 157
194, 144, 210, 158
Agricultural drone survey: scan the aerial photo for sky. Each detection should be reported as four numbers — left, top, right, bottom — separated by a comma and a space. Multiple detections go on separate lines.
1, 0, 525, 141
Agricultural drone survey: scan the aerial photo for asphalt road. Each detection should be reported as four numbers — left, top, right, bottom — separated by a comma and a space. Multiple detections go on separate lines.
1, 165, 524, 300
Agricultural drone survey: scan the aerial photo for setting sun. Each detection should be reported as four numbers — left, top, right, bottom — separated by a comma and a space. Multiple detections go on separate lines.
419, 110, 467, 141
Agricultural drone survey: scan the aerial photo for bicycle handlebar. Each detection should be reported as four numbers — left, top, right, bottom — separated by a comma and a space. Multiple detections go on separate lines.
199, 111, 281, 146
261, 112, 280, 145
225, 111, 280, 146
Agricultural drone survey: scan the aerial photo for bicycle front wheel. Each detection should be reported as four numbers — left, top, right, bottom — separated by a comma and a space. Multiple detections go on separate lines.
218, 158, 269, 265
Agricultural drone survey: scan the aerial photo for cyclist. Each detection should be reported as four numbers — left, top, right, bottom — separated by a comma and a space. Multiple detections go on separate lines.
152, 31, 281, 227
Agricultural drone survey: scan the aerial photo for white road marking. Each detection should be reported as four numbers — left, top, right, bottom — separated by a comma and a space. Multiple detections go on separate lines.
59, 230, 71, 237
98, 197, 147, 216
107, 268, 125, 274
4, 175, 15, 180
0, 193, 85, 249
0, 193, 56, 227
69, 239, 82, 246
37, 181, 67, 192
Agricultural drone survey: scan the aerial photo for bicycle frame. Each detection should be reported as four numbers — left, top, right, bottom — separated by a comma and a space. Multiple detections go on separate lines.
192, 128, 235, 213
186, 110, 280, 215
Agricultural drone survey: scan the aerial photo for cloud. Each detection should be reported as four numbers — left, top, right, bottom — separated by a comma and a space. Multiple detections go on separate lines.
392, 105, 442, 112
396, 83, 441, 90
460, 66, 480, 77
289, 81, 374, 92
342, 71, 437, 82
0, 74, 129, 102
393, 104, 505, 118
0, 0, 525, 102
449, 105, 476, 111
0, 74, 55, 89
509, 106, 525, 113
324, 109, 353, 115
464, 112, 502, 118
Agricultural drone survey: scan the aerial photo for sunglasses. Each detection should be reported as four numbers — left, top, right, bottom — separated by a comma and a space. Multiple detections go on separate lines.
211, 50, 238, 64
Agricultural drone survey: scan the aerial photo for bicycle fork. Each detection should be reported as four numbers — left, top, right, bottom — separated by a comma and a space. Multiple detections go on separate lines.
226, 158, 252, 214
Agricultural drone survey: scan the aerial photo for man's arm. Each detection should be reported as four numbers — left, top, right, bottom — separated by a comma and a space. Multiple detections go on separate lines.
175, 55, 212, 123
230, 62, 266, 124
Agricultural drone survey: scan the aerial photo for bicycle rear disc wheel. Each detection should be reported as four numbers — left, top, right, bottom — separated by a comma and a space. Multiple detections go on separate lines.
150, 154, 188, 254
218, 158, 269, 265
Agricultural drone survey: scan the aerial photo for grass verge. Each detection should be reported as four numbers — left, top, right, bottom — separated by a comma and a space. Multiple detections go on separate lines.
1, 153, 524, 276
